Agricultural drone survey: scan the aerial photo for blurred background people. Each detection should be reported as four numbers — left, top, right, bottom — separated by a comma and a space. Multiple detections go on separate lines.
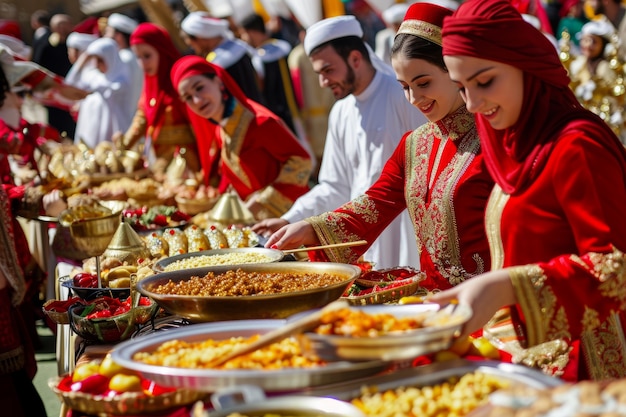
180, 11, 264, 103
240, 12, 300, 136
117, 22, 201, 175
71, 37, 132, 148
32, 14, 75, 139
375, 3, 409, 64
171, 56, 312, 219
104, 13, 143, 118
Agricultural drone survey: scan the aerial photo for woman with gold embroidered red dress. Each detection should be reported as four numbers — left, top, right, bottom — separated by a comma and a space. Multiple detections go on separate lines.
170, 56, 312, 220
431, 0, 626, 381
265, 3, 494, 291
116, 23, 201, 174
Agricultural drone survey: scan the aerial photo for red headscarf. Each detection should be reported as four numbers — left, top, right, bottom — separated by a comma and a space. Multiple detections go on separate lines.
442, 0, 624, 194
130, 23, 183, 130
170, 54, 251, 111
170, 55, 259, 186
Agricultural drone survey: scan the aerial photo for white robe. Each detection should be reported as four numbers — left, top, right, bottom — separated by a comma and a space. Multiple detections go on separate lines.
73, 38, 133, 147
119, 48, 143, 117
282, 70, 426, 269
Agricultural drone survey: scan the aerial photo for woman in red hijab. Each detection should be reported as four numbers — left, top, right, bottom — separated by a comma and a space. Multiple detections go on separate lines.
171, 56, 311, 219
116, 23, 200, 174
432, 0, 626, 381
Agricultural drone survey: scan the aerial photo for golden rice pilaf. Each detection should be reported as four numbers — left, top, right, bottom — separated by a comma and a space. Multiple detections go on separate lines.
153, 269, 345, 296
132, 335, 325, 370
351, 371, 509, 417
162, 253, 273, 271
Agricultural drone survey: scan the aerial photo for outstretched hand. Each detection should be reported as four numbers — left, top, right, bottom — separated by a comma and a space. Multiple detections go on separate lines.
264, 220, 320, 250
428, 269, 517, 339
251, 218, 289, 238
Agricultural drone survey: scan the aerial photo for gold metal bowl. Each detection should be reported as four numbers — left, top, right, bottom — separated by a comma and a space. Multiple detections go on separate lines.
137, 262, 362, 322
66, 212, 122, 257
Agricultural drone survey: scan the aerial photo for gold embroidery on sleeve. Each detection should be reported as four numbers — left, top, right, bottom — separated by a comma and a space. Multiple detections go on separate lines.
405, 107, 484, 285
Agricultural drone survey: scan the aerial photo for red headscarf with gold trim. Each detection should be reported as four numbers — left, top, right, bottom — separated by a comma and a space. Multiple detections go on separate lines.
442, 0, 625, 194
130, 23, 184, 131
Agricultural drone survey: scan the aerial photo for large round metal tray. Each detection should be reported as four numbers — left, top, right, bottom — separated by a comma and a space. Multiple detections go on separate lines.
302, 359, 563, 400
137, 262, 361, 322
152, 247, 284, 272
299, 303, 472, 361
111, 319, 390, 392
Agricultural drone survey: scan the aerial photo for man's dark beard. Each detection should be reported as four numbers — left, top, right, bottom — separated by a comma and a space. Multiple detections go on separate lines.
336, 64, 357, 99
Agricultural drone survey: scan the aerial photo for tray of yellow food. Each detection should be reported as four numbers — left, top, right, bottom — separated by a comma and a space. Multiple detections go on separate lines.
110, 318, 392, 392
298, 303, 472, 361
301, 359, 562, 417
152, 247, 284, 272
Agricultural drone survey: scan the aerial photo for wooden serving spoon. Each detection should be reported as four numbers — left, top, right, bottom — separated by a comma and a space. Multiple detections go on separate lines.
204, 299, 349, 369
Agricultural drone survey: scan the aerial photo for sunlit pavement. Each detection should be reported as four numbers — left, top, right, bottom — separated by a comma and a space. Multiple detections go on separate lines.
34, 321, 62, 417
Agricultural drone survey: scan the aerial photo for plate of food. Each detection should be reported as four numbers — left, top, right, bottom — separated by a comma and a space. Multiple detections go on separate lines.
302, 359, 562, 416
298, 303, 472, 361
342, 267, 426, 305
110, 319, 391, 392
152, 247, 284, 272
137, 262, 361, 322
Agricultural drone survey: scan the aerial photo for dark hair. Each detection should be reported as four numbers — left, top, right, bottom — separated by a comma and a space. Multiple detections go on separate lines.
241, 13, 266, 33
0, 66, 10, 108
32, 9, 50, 26
115, 29, 132, 48
391, 33, 446, 71
310, 35, 372, 65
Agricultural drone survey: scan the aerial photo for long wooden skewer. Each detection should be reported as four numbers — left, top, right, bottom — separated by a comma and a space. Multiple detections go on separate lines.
281, 240, 368, 254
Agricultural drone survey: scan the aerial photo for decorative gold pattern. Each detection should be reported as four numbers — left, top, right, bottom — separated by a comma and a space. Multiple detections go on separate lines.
405, 106, 484, 286
306, 106, 484, 278
485, 185, 509, 270
257, 186, 295, 218
221, 101, 255, 189
510, 249, 626, 379
307, 212, 364, 263
582, 313, 626, 379
397, 20, 443, 46
154, 125, 196, 146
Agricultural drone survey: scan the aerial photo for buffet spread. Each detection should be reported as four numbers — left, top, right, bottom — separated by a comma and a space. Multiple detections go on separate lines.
23, 149, 621, 417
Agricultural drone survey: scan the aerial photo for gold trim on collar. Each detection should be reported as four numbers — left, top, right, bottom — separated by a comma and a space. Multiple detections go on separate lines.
397, 20, 442, 46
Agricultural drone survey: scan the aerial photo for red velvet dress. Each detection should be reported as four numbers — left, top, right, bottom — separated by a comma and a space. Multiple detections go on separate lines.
486, 132, 626, 380
308, 107, 493, 289
216, 100, 312, 217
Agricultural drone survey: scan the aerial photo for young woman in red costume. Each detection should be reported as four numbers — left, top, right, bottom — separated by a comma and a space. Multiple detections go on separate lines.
170, 56, 312, 220
116, 23, 200, 174
264, 2, 493, 291
432, 0, 626, 381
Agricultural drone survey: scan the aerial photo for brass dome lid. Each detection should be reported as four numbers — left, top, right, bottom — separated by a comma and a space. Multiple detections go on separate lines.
103, 222, 149, 264
208, 191, 255, 225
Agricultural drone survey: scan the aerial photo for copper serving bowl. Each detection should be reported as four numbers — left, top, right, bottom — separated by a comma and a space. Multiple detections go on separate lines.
136, 262, 361, 322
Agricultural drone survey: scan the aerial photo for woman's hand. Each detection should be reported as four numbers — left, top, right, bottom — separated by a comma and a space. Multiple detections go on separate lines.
428, 269, 517, 338
251, 218, 289, 238
42, 189, 67, 217
264, 220, 320, 250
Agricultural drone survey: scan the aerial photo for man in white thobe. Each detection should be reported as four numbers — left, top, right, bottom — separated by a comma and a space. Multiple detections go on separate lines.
254, 15, 425, 269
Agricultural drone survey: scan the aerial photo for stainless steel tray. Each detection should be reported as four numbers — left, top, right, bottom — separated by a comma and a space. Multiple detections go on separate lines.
301, 359, 563, 400
137, 262, 360, 322
111, 319, 391, 392
153, 247, 284, 272
300, 303, 472, 361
